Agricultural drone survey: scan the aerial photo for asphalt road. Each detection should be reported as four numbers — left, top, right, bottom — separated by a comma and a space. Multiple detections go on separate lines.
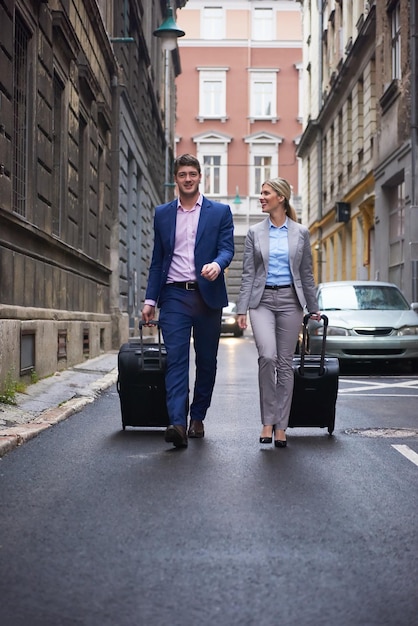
0, 335, 417, 626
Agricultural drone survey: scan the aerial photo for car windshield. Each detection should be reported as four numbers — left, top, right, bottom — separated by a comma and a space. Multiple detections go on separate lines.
318, 285, 410, 311
223, 303, 237, 314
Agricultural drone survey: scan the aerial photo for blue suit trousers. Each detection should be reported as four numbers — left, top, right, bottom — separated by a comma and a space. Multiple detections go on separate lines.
158, 285, 222, 427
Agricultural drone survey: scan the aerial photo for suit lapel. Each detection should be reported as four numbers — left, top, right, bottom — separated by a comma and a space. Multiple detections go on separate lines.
287, 220, 299, 270
166, 201, 177, 249
258, 218, 270, 272
195, 196, 209, 247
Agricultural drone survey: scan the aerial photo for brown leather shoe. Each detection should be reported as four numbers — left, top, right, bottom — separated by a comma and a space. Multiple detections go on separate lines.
188, 419, 204, 438
164, 425, 188, 448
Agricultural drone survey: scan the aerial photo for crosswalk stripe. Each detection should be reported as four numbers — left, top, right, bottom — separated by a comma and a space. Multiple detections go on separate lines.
392, 444, 418, 467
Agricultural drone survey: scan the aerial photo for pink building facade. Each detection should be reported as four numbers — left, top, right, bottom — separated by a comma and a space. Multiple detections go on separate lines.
175, 0, 304, 248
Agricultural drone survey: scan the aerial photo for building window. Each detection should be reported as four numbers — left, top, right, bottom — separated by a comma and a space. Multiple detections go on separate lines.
249, 71, 277, 121
57, 330, 68, 360
83, 328, 90, 356
52, 73, 64, 236
203, 155, 221, 195
202, 6, 224, 39
21, 331, 35, 375
198, 69, 228, 121
389, 181, 405, 240
194, 132, 231, 197
253, 8, 273, 41
13, 14, 30, 217
254, 156, 272, 195
388, 180, 405, 285
390, 2, 401, 80
295, 63, 303, 122
78, 115, 88, 249
245, 133, 282, 196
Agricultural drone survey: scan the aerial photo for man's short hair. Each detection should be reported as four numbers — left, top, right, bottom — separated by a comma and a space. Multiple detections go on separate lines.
174, 154, 201, 175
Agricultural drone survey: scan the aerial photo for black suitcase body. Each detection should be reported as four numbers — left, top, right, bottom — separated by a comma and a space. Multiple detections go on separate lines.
117, 321, 169, 429
288, 314, 339, 434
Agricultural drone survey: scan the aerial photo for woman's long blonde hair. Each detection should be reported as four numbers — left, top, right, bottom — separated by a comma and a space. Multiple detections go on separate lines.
263, 177, 298, 222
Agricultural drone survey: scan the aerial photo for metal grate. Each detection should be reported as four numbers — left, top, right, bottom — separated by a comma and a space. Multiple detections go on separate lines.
13, 15, 30, 216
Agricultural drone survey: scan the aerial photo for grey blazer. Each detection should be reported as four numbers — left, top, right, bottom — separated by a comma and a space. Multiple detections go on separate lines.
237, 217, 319, 314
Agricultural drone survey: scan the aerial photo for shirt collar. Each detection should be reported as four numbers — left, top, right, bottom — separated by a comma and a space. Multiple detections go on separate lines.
269, 216, 288, 230
177, 194, 203, 212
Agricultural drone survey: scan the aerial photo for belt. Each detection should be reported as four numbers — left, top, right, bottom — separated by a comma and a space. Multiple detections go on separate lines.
265, 284, 293, 290
166, 281, 199, 291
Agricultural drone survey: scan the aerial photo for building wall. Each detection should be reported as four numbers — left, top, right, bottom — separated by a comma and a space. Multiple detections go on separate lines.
374, 0, 418, 301
298, 0, 418, 302
298, 1, 378, 287
0, 0, 175, 392
0, 1, 117, 389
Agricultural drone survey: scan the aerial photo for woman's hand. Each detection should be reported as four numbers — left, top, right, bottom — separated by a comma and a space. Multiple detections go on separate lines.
237, 314, 248, 329
309, 311, 322, 321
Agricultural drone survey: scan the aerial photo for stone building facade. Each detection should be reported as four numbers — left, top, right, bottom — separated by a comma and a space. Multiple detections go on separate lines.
297, 0, 418, 304
0, 0, 185, 392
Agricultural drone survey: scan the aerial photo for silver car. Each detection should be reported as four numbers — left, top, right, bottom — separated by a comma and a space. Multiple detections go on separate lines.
307, 281, 418, 367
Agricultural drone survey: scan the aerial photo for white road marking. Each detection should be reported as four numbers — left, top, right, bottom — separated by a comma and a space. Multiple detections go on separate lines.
338, 378, 418, 395
392, 444, 418, 467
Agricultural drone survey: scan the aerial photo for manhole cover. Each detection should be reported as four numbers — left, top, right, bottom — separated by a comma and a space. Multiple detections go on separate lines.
345, 428, 418, 438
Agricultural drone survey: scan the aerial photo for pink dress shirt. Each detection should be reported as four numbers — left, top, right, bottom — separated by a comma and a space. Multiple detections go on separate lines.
144, 195, 202, 307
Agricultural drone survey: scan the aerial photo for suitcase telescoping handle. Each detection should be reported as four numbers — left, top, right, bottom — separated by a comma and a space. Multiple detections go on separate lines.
138, 319, 164, 369
300, 313, 329, 376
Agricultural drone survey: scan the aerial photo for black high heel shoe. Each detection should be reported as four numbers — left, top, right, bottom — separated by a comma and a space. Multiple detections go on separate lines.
274, 439, 287, 448
274, 429, 287, 448
259, 426, 274, 444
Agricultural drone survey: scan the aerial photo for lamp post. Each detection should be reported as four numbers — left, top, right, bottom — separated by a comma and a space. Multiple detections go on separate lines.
153, 3, 185, 202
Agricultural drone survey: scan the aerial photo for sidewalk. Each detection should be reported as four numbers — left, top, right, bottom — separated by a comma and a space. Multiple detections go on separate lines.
0, 352, 119, 459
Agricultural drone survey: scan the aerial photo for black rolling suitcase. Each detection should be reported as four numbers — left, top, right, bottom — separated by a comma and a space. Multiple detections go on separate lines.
288, 314, 339, 435
117, 320, 169, 430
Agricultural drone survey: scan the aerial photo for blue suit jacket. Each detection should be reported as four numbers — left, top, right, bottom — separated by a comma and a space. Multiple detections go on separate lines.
145, 196, 234, 310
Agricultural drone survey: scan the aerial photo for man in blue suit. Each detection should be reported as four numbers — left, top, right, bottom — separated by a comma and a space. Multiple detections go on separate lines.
142, 154, 234, 448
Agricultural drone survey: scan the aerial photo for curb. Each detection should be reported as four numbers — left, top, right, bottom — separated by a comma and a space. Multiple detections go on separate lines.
0, 369, 118, 459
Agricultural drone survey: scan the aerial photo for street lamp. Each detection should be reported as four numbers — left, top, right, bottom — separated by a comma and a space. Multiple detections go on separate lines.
153, 3, 185, 202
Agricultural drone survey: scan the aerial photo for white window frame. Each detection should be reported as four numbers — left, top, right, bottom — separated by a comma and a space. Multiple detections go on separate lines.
194, 133, 231, 197
201, 6, 225, 40
197, 68, 228, 122
252, 7, 274, 41
249, 70, 278, 122
244, 133, 282, 196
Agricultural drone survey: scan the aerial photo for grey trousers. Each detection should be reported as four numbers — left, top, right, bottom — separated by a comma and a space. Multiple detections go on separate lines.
249, 287, 303, 429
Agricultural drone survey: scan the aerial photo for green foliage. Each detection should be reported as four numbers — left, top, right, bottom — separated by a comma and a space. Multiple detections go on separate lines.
0, 372, 26, 405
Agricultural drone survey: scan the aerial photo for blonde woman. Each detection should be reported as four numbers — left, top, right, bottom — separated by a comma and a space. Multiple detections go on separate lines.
237, 178, 320, 448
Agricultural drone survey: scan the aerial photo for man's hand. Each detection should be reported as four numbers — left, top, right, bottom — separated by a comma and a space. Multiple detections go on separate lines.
142, 304, 155, 323
201, 262, 220, 282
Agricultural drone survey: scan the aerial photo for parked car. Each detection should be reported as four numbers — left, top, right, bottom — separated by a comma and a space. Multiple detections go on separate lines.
221, 302, 244, 337
306, 281, 418, 368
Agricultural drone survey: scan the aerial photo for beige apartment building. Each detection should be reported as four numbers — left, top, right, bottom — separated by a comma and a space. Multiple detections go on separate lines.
175, 0, 304, 299
297, 0, 418, 303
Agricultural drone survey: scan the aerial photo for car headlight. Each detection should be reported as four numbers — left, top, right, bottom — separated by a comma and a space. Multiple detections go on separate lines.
396, 326, 418, 336
224, 317, 236, 325
312, 326, 348, 336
